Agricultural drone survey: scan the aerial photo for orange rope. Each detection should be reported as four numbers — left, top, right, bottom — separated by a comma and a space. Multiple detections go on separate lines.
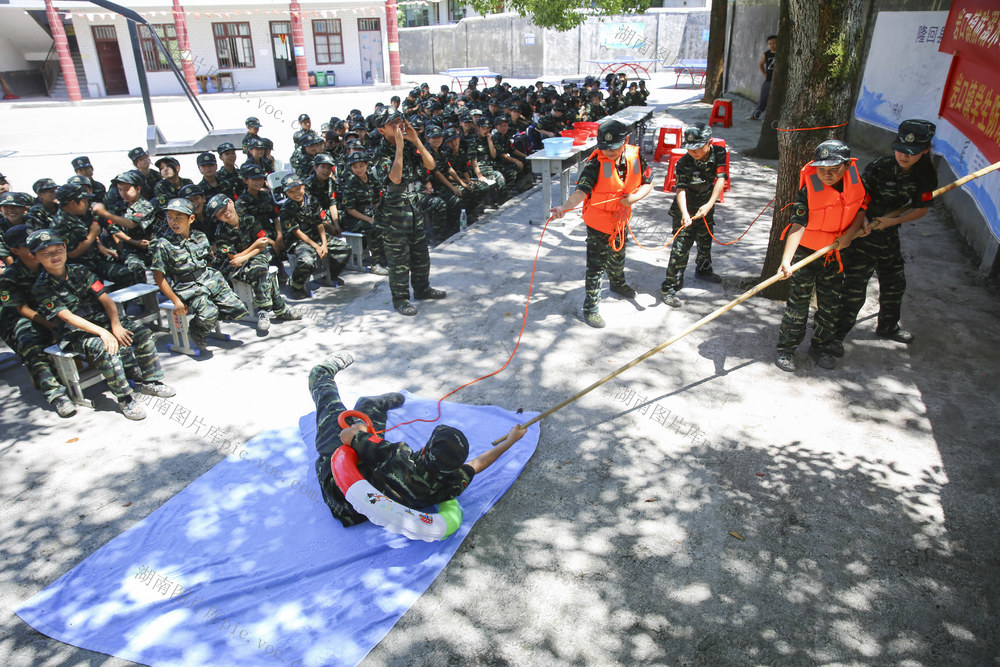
378, 208, 563, 435
775, 121, 848, 132
702, 196, 774, 246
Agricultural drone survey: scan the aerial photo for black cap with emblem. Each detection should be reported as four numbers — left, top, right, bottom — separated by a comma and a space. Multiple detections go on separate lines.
596, 119, 630, 151
27, 228, 66, 253
810, 140, 851, 167
891, 119, 935, 155
681, 122, 712, 150
204, 193, 231, 220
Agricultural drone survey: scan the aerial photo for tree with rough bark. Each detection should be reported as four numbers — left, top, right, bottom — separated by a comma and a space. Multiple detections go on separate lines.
702, 0, 727, 103
465, 0, 651, 31
755, 0, 866, 299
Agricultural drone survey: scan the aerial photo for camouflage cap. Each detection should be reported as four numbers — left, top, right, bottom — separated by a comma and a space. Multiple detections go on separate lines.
421, 425, 470, 472
298, 113, 310, 122
71, 156, 92, 170
681, 122, 712, 150
32, 178, 58, 194
378, 109, 405, 127
281, 174, 304, 190
66, 175, 92, 188
494, 115, 509, 125
303, 133, 325, 147
346, 152, 370, 167
4, 224, 32, 249
0, 191, 32, 208
240, 163, 267, 179
810, 139, 851, 167
196, 151, 217, 166
476, 116, 492, 128
165, 198, 194, 215
154, 156, 181, 170
178, 183, 204, 199
892, 119, 936, 155
27, 228, 66, 253
111, 170, 144, 186
313, 153, 336, 166
444, 128, 461, 141
204, 193, 231, 220
55, 183, 94, 204
345, 138, 364, 150
245, 116, 262, 127
247, 137, 267, 150
425, 125, 444, 139
597, 119, 630, 150
127, 146, 148, 162
216, 142, 237, 155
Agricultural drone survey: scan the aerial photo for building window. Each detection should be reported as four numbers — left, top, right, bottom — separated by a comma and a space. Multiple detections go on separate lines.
138, 24, 181, 72
213, 22, 254, 69
401, 6, 430, 27
313, 19, 344, 65
447, 1, 466, 23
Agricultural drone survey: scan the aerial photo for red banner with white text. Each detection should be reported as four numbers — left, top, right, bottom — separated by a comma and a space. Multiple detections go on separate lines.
939, 0, 1000, 64
938, 55, 1000, 165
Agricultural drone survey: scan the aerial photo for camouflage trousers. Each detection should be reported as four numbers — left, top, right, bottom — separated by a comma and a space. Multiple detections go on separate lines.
228, 253, 289, 315
120, 246, 153, 282
420, 191, 460, 244
342, 213, 386, 266
479, 164, 508, 204
288, 237, 352, 290
835, 227, 906, 341
497, 160, 533, 195
584, 225, 629, 314
308, 365, 390, 527
457, 180, 491, 223
173, 269, 249, 339
80, 255, 145, 287
776, 246, 844, 354
65, 316, 163, 400
376, 197, 432, 306
660, 210, 715, 294
0, 315, 66, 403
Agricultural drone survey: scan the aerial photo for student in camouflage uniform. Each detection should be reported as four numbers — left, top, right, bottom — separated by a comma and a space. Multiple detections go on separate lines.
536, 102, 568, 138
152, 157, 193, 215
444, 127, 489, 225
421, 126, 463, 242
30, 229, 173, 420
583, 92, 608, 122
71, 156, 107, 204
372, 110, 446, 315
151, 198, 248, 350
623, 83, 644, 107
241, 138, 274, 174
775, 140, 866, 372
507, 103, 530, 134
53, 183, 143, 286
27, 179, 59, 228
470, 117, 507, 205
292, 114, 312, 144
339, 152, 388, 273
242, 116, 262, 154
207, 194, 300, 334
195, 152, 233, 201
291, 134, 325, 179
834, 120, 937, 350
216, 143, 244, 197
492, 116, 532, 195
235, 164, 283, 255
0, 172, 9, 195
660, 123, 730, 307
305, 153, 341, 229
308, 351, 528, 527
279, 174, 352, 298
94, 171, 160, 278
550, 119, 654, 328
124, 147, 160, 201
179, 183, 214, 242
0, 225, 76, 417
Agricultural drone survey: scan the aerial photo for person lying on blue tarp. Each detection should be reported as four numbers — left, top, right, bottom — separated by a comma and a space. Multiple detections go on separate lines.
308, 352, 528, 527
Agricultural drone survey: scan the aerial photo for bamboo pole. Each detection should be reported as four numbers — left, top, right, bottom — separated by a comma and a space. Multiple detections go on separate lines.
496, 159, 1000, 443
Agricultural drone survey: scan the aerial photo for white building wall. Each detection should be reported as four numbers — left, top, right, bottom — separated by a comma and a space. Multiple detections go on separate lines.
68, 2, 387, 98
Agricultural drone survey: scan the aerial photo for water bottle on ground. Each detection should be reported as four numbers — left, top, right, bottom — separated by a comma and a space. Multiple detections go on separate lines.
460, 210, 468, 231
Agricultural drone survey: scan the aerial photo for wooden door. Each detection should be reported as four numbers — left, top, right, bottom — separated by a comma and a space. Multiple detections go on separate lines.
92, 25, 128, 95
357, 18, 383, 85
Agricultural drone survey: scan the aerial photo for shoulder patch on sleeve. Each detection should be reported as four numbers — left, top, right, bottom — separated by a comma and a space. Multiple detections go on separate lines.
90, 279, 105, 293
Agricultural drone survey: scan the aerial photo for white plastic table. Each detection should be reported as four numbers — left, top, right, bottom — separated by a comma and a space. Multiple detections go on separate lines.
527, 137, 597, 218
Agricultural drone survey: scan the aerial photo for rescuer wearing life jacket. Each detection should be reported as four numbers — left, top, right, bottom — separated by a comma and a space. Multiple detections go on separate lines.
775, 140, 867, 373
549, 119, 654, 329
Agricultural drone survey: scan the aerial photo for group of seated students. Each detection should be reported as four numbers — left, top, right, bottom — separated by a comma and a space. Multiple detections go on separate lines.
0, 75, 651, 421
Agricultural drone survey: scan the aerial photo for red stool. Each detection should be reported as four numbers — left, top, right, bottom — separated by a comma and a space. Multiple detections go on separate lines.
662, 148, 688, 192
653, 125, 683, 162
708, 98, 733, 128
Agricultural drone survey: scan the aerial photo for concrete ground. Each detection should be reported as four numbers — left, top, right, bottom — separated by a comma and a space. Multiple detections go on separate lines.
1, 74, 999, 666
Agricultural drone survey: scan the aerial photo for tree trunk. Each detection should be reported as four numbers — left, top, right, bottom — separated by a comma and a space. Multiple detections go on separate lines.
701, 0, 727, 103
756, 0, 866, 300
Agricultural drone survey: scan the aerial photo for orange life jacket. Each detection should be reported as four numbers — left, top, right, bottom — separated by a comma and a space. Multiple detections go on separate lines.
582, 144, 642, 234
797, 159, 865, 251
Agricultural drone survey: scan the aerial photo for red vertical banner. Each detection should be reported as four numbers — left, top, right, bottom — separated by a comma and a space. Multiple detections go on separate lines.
939, 56, 1000, 165
172, 0, 199, 96
939, 0, 1000, 64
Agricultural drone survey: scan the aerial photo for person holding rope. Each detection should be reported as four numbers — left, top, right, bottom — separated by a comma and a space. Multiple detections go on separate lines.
775, 140, 866, 372
833, 120, 937, 352
308, 352, 528, 527
660, 123, 729, 308
550, 119, 654, 329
